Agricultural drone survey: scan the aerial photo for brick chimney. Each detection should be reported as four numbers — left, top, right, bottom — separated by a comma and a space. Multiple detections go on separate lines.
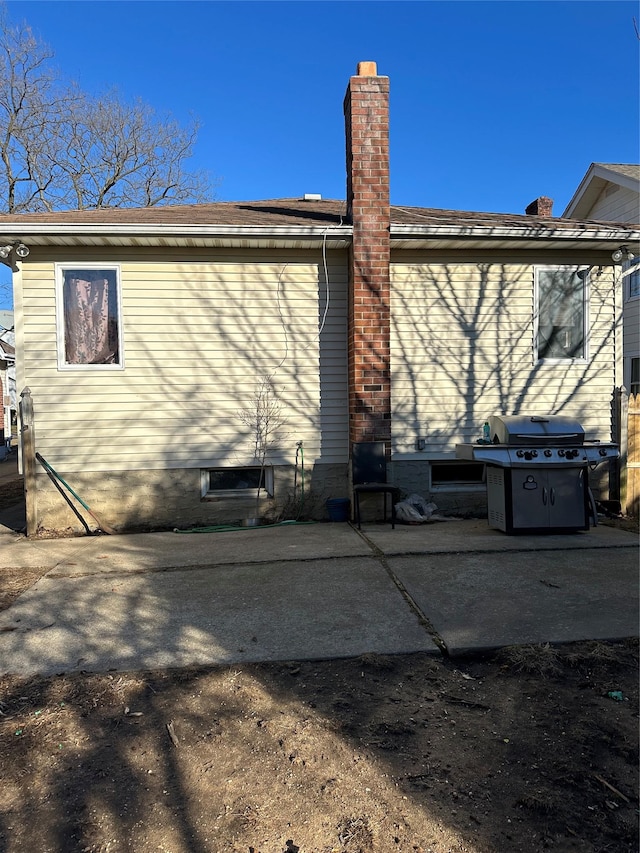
344, 61, 391, 446
525, 196, 554, 216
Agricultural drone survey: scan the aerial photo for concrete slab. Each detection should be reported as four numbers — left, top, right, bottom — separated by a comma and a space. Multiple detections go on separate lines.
0, 556, 438, 677
0, 519, 636, 676
390, 547, 639, 656
0, 532, 98, 569
362, 518, 639, 555
0, 502, 25, 534
0, 523, 371, 574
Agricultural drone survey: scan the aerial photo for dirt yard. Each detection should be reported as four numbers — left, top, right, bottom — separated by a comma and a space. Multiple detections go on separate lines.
0, 475, 638, 852
0, 576, 636, 853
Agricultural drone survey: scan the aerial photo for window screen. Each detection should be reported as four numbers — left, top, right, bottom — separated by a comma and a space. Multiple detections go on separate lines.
58, 266, 122, 368
536, 267, 587, 360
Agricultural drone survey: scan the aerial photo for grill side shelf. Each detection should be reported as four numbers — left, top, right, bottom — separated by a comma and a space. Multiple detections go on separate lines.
456, 444, 511, 467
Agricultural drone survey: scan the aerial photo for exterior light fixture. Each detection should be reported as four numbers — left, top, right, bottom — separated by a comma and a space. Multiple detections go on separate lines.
611, 245, 634, 263
0, 241, 30, 261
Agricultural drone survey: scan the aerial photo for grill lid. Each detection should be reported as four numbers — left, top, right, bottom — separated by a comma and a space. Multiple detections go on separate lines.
489, 415, 585, 446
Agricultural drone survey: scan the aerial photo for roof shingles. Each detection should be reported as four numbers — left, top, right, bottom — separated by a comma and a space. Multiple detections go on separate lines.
0, 197, 633, 231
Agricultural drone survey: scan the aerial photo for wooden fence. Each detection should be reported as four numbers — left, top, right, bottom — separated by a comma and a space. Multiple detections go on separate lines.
626, 392, 639, 518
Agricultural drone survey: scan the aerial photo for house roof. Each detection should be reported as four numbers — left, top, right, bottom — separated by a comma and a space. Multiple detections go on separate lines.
0, 197, 637, 253
598, 164, 640, 181
0, 339, 14, 358
562, 163, 640, 219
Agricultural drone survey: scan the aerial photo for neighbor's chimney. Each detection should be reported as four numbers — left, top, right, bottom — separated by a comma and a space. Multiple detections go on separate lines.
344, 61, 391, 446
525, 196, 554, 217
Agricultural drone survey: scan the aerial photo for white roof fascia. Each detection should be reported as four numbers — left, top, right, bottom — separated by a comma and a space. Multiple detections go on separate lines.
563, 163, 640, 218
595, 165, 640, 193
0, 223, 353, 240
391, 223, 640, 242
3, 220, 638, 249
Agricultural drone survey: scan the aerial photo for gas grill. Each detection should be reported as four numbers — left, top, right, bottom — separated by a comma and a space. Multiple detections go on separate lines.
456, 415, 619, 533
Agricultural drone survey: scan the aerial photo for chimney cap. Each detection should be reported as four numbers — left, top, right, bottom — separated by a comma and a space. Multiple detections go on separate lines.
357, 61, 378, 76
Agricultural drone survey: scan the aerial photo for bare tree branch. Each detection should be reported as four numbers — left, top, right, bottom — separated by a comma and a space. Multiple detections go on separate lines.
0, 5, 215, 211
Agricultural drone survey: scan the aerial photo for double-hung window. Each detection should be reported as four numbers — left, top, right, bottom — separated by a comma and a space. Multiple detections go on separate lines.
630, 358, 640, 396
56, 264, 123, 369
625, 257, 639, 300
535, 266, 588, 361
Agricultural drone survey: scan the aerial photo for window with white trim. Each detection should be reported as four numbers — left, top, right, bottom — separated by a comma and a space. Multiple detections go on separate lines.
535, 266, 588, 361
631, 357, 640, 396
430, 461, 485, 489
626, 257, 639, 300
201, 466, 274, 499
56, 264, 123, 369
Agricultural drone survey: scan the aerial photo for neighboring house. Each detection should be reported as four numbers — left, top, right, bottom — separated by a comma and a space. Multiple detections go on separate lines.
563, 163, 640, 396
0, 311, 15, 441
0, 63, 638, 534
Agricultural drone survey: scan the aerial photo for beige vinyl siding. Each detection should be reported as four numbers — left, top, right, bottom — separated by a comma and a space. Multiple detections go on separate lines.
17, 248, 348, 472
571, 179, 639, 397
624, 300, 639, 349
624, 295, 639, 379
587, 185, 639, 224
391, 253, 619, 456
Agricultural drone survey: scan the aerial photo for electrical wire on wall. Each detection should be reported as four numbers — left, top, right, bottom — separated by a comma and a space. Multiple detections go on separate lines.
272, 228, 332, 375
272, 261, 290, 373
317, 229, 331, 341
245, 228, 333, 522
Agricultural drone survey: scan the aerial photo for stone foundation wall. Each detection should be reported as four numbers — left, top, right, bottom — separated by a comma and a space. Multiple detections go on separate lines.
390, 460, 488, 517
32, 458, 616, 534
390, 459, 615, 519
33, 462, 351, 534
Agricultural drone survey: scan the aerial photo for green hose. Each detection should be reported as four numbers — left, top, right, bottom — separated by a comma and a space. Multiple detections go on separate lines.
178, 440, 312, 534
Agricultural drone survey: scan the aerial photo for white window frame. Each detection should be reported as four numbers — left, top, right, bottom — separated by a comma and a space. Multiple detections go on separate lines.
201, 466, 274, 500
534, 265, 589, 364
624, 258, 640, 301
55, 263, 124, 371
429, 460, 486, 493
629, 355, 640, 396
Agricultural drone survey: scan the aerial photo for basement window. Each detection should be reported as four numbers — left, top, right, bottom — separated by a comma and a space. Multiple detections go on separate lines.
430, 461, 485, 488
201, 466, 274, 499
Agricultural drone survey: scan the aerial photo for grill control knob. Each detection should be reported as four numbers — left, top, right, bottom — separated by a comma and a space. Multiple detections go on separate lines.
544, 449, 552, 457
599, 448, 607, 456
558, 449, 566, 457
531, 450, 538, 458
516, 449, 524, 458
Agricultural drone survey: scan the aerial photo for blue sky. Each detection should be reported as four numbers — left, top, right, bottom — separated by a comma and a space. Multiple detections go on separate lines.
0, 0, 638, 308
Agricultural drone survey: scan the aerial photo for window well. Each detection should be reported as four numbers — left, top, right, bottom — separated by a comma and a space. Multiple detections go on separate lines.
431, 461, 485, 487
201, 466, 274, 499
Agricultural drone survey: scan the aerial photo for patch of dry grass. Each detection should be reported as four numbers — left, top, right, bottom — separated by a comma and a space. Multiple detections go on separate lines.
495, 642, 563, 676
